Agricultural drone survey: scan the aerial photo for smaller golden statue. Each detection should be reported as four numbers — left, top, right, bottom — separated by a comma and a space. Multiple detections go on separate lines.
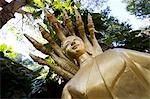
24, 8, 150, 99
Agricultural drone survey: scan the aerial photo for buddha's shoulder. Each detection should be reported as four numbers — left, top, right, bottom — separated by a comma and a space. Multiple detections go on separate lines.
101, 48, 135, 55
103, 48, 149, 56
95, 48, 149, 60
95, 48, 127, 61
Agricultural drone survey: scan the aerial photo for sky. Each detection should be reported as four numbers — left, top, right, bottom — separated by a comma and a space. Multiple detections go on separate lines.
0, 0, 149, 57
106, 0, 149, 30
79, 0, 149, 30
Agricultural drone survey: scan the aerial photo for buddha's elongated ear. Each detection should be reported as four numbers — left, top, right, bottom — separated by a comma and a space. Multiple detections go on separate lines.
87, 14, 103, 55
62, 9, 75, 36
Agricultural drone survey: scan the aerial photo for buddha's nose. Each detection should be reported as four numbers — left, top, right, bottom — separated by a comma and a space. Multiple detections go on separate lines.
71, 41, 76, 46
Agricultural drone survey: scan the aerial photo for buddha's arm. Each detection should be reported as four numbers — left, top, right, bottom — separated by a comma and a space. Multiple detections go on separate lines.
119, 49, 150, 86
122, 49, 150, 69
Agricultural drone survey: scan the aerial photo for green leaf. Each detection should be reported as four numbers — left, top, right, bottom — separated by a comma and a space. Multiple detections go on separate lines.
7, 46, 12, 52
33, 10, 42, 19
7, 52, 17, 58
0, 44, 7, 52
34, 0, 45, 7
55, 3, 62, 9
75, 1, 81, 8
104, 36, 113, 45
6, 46, 12, 53
36, 73, 48, 79
45, 57, 55, 64
25, 6, 36, 13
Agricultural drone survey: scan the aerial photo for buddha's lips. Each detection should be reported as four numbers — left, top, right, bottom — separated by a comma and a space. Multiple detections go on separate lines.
72, 44, 79, 49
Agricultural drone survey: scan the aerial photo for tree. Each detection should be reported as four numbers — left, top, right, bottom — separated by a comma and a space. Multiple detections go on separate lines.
123, 0, 150, 18
74, 0, 108, 12
1, 0, 149, 98
0, 43, 63, 98
0, 51, 33, 98
0, 0, 28, 28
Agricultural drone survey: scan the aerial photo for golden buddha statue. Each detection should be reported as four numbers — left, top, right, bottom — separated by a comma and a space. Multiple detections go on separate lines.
61, 35, 150, 99
24, 8, 150, 99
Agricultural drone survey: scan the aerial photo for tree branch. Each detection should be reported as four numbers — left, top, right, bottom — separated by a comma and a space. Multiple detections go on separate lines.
0, 0, 8, 7
0, 0, 27, 28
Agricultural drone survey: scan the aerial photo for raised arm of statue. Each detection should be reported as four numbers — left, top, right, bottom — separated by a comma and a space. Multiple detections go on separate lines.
24, 8, 150, 99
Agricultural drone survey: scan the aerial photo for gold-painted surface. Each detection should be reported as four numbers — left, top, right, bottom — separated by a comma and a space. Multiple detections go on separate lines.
61, 36, 150, 99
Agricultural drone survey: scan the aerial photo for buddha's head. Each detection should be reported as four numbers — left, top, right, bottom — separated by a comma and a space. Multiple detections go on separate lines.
62, 36, 86, 59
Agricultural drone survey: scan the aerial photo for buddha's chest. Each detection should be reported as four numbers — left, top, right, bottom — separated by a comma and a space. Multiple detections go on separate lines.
67, 60, 112, 98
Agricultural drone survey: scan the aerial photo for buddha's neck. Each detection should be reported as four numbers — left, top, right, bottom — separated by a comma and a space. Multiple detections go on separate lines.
77, 52, 90, 66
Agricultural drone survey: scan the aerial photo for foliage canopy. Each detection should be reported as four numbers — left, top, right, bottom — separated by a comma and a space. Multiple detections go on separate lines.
123, 0, 150, 18
0, 0, 150, 98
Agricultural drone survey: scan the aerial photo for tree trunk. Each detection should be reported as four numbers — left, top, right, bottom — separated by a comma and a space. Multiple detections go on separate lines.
0, 0, 27, 28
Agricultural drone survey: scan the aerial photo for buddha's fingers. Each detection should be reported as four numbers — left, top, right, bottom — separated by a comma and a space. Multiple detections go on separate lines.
62, 9, 75, 36
24, 34, 52, 56
45, 10, 66, 41
87, 14, 103, 55
74, 7, 94, 55
30, 54, 73, 80
51, 53, 79, 75
39, 26, 65, 58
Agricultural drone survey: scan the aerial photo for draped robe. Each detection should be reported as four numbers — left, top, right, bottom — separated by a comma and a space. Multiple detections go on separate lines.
61, 48, 150, 99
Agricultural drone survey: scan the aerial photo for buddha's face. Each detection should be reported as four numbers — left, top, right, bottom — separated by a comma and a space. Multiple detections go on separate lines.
62, 36, 86, 58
